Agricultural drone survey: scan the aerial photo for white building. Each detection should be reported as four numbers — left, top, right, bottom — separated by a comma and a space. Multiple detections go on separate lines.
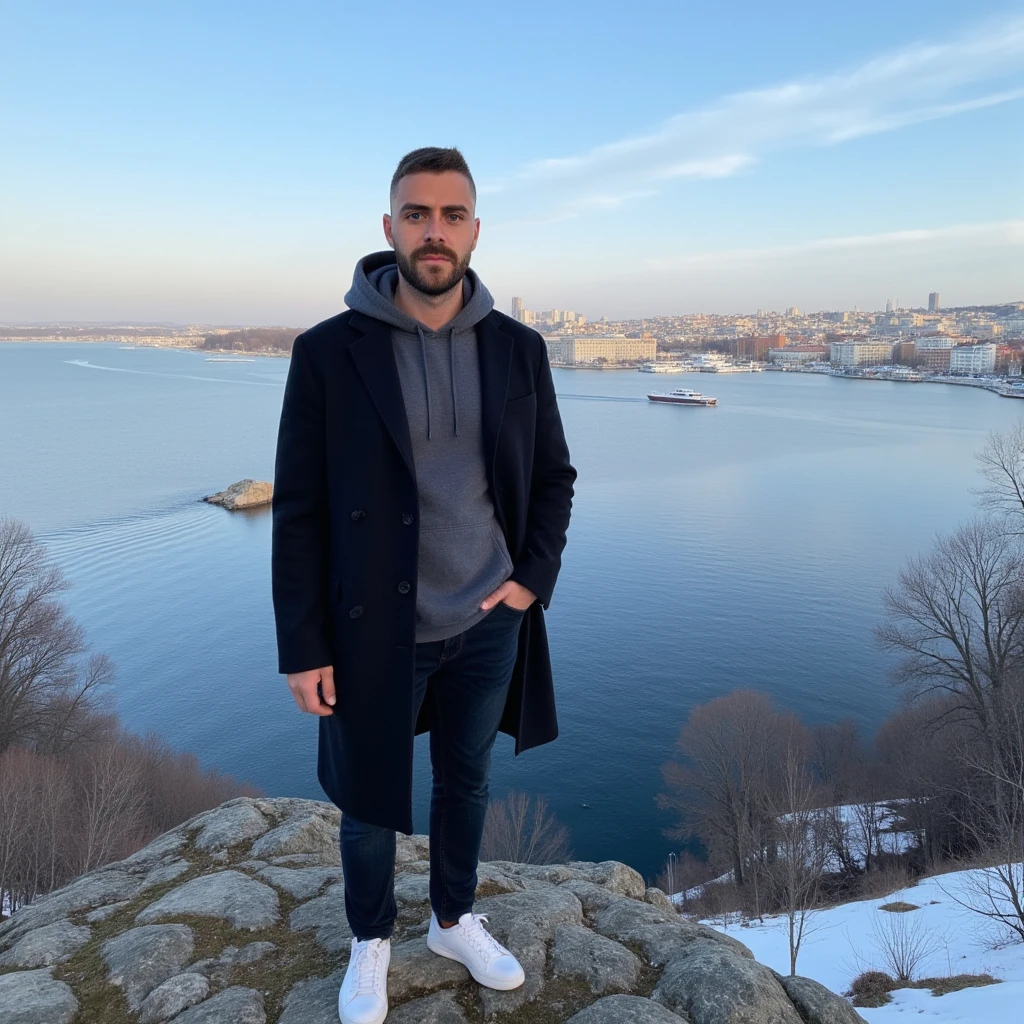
949, 343, 997, 374
768, 346, 828, 364
544, 335, 655, 365
830, 341, 894, 366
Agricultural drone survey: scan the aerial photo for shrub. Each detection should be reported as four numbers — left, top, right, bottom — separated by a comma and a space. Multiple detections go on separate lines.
848, 971, 896, 1007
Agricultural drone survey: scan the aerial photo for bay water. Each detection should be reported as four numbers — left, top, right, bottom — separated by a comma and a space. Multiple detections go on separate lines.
2, 341, 1020, 879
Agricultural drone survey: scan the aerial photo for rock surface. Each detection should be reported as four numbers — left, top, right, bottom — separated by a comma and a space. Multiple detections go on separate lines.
202, 479, 273, 509
0, 968, 79, 1024
0, 796, 866, 1023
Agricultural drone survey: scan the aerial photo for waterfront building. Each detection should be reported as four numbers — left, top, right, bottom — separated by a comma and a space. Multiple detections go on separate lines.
767, 345, 827, 364
830, 340, 894, 366
731, 335, 776, 360
916, 335, 954, 371
893, 340, 917, 365
827, 339, 892, 368
949, 343, 997, 374
544, 335, 656, 366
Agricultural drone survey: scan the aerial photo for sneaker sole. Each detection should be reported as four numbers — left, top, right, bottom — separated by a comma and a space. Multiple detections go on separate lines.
337, 999, 388, 1024
426, 935, 526, 991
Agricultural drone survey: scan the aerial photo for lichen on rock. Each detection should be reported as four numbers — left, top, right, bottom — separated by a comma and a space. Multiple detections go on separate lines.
0, 796, 866, 1024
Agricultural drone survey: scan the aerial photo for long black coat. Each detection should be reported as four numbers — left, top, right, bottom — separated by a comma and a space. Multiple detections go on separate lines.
271, 307, 576, 834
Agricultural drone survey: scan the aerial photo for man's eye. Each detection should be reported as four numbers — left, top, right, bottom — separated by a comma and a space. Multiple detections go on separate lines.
407, 213, 422, 220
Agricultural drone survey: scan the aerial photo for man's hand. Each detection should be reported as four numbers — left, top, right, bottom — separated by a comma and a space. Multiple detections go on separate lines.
481, 580, 537, 612
288, 665, 336, 716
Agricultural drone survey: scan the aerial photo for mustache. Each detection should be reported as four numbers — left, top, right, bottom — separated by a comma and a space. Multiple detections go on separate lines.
412, 244, 459, 262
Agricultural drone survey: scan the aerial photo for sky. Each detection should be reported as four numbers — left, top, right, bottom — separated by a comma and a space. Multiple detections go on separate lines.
2, 0, 1022, 324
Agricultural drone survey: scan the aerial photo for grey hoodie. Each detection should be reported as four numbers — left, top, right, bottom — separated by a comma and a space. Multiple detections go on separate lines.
344, 250, 514, 643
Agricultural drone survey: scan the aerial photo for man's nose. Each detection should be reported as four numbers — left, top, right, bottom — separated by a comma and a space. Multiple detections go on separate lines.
422, 216, 448, 242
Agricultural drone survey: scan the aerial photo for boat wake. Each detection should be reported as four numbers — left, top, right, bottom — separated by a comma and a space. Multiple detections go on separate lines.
63, 359, 282, 387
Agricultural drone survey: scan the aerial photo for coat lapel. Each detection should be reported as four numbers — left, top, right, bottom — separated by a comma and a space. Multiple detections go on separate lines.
476, 311, 513, 487
347, 313, 416, 478
348, 309, 513, 488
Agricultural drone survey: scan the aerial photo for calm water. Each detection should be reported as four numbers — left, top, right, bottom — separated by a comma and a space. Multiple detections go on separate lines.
2, 341, 1021, 879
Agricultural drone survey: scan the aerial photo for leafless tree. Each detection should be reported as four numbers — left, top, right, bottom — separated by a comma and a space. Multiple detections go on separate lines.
875, 699, 968, 869
975, 422, 1024, 528
877, 518, 1024, 747
946, 675, 1024, 943
0, 516, 112, 754
660, 690, 789, 891
870, 905, 944, 982
72, 734, 149, 874
659, 688, 811, 905
761, 719, 828, 974
654, 850, 713, 911
813, 718, 866, 805
480, 790, 572, 864
0, 747, 35, 913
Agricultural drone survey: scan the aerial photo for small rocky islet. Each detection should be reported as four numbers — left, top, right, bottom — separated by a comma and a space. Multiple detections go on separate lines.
0, 796, 866, 1023
202, 480, 273, 510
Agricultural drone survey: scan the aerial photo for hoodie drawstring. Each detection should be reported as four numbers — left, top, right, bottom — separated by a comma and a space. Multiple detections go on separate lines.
450, 327, 459, 438
417, 325, 432, 441
417, 325, 459, 441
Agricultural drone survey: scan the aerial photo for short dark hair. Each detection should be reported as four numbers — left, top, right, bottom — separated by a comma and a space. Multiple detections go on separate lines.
390, 147, 476, 203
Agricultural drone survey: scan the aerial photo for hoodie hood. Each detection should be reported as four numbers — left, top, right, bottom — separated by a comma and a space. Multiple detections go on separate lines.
344, 250, 494, 334
343, 250, 495, 439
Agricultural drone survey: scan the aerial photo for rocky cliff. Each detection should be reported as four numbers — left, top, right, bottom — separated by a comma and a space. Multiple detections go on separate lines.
0, 797, 865, 1024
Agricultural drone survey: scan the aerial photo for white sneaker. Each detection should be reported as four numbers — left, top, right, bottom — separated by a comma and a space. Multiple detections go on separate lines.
338, 937, 390, 1024
426, 911, 525, 991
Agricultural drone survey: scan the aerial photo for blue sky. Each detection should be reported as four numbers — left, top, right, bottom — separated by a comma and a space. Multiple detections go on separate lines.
3, 0, 1022, 323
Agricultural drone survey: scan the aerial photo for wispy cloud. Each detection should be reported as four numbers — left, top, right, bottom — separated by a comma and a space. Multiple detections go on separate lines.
487, 16, 1024, 219
640, 220, 1024, 271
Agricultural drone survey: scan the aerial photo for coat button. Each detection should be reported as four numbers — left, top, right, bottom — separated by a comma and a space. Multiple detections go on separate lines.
348, 605, 363, 619
350, 509, 365, 521
397, 581, 411, 594
402, 514, 414, 526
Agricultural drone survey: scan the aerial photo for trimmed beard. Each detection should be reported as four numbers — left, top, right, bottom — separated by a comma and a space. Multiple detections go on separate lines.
395, 244, 472, 298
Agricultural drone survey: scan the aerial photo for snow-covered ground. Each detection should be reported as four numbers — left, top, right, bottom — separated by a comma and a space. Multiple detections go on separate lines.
703, 866, 1024, 1022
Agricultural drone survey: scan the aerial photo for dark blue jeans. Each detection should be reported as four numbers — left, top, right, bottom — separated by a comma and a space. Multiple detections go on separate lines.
340, 599, 526, 940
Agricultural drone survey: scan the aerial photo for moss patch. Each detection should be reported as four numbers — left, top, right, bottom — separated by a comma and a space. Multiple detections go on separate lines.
475, 879, 520, 900
879, 901, 920, 913
51, 826, 346, 1023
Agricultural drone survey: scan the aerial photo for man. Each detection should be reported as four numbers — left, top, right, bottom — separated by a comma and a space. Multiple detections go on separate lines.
271, 146, 575, 1024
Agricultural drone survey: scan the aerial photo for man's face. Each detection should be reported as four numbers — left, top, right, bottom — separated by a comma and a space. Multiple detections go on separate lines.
384, 171, 480, 297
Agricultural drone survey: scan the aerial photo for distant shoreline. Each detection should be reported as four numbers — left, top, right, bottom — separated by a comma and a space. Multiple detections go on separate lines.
0, 337, 292, 358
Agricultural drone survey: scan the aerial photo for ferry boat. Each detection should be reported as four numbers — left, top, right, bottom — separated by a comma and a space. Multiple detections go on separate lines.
647, 388, 718, 406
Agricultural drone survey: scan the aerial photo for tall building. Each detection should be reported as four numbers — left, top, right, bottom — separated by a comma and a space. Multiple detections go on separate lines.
785, 306, 801, 317
511, 296, 523, 321
928, 292, 940, 313
885, 298, 898, 314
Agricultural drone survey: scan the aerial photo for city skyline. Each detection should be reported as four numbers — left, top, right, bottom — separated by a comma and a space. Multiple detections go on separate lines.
2, 1, 1021, 323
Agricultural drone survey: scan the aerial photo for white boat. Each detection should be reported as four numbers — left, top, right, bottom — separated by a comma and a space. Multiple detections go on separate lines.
205, 356, 256, 363
647, 388, 718, 406
638, 362, 686, 373
698, 361, 762, 373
